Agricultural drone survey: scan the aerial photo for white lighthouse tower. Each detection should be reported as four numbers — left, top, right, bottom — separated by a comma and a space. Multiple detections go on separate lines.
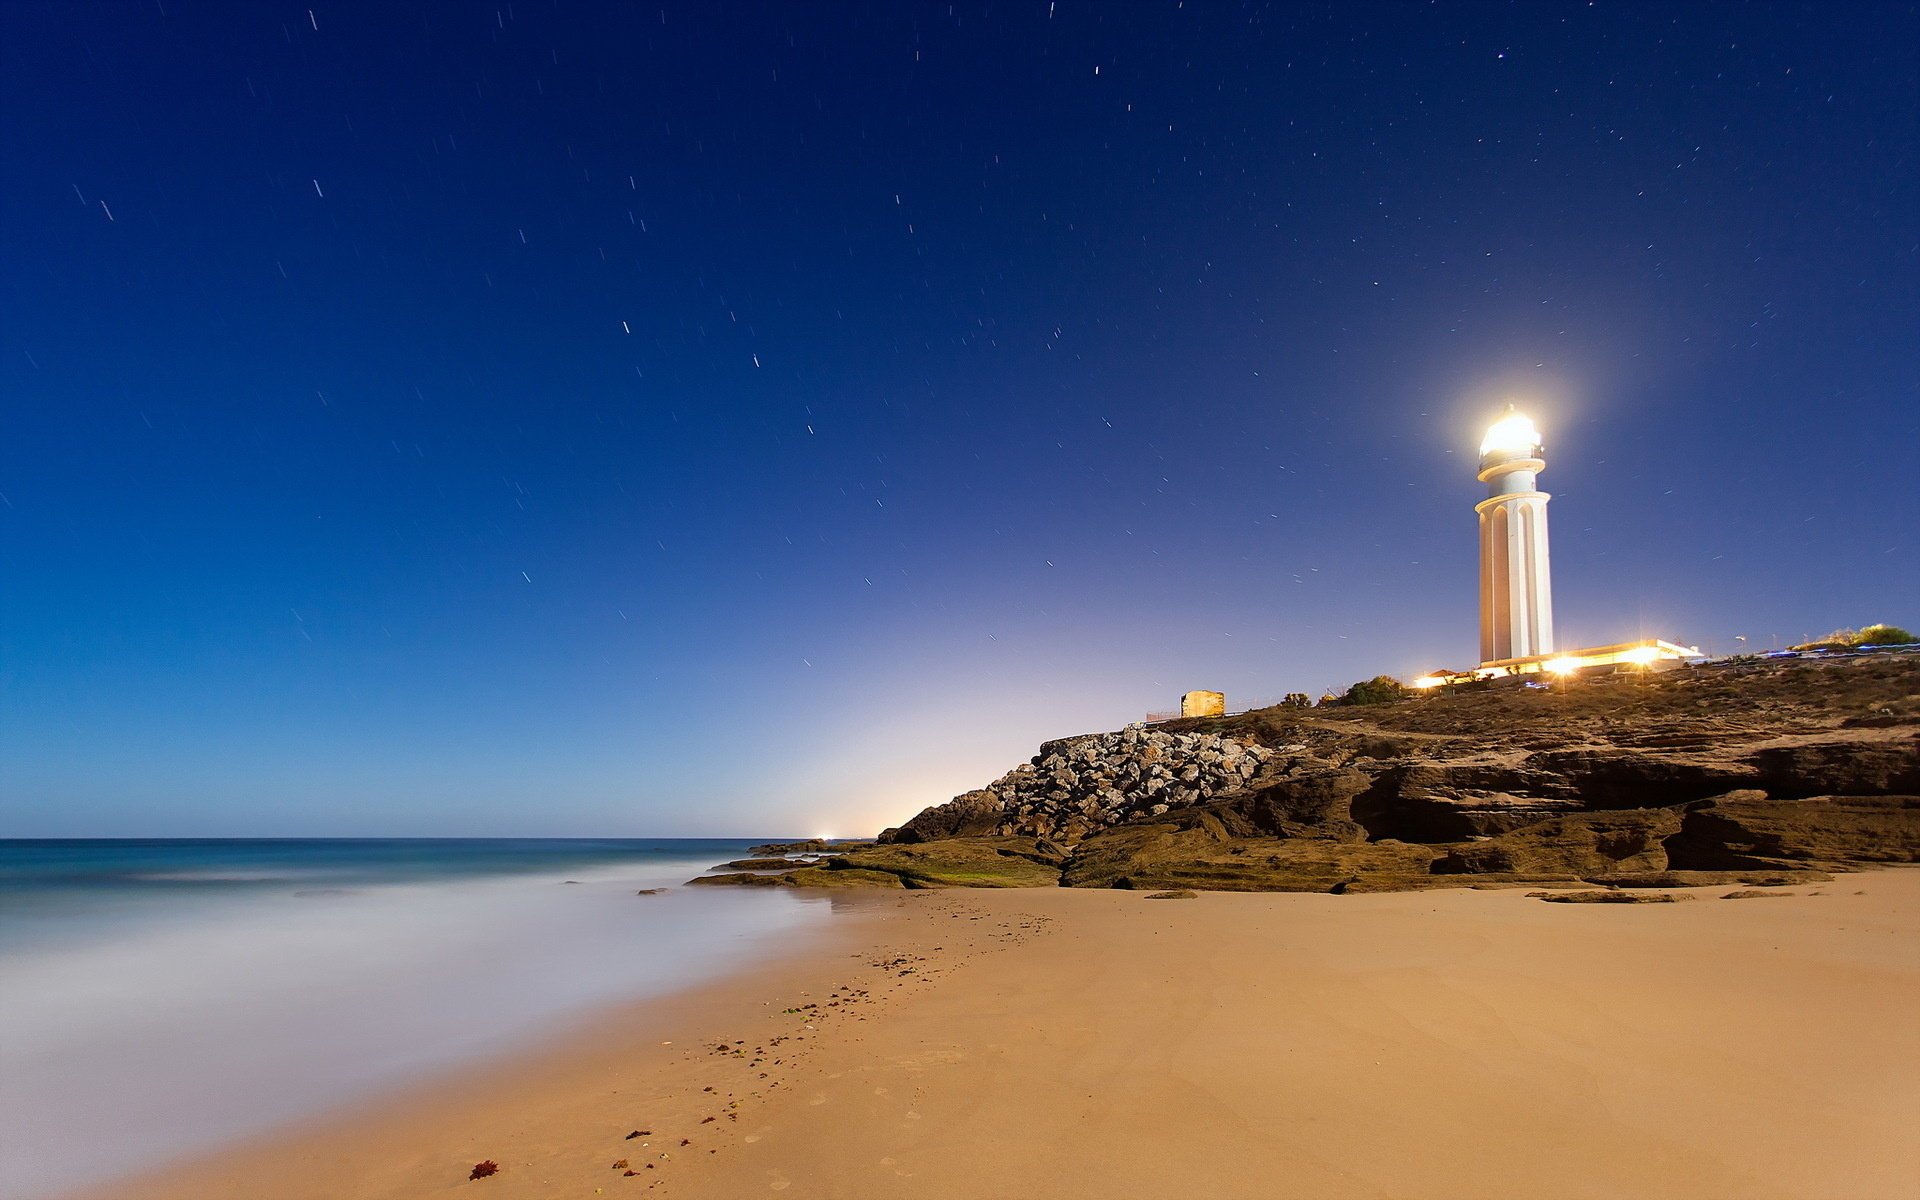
1476, 408, 1555, 665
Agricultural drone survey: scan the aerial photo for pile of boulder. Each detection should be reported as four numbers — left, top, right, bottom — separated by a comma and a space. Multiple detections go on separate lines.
881, 727, 1281, 843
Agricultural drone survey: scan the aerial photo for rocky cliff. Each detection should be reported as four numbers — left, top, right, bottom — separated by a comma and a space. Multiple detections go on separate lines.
703, 653, 1920, 893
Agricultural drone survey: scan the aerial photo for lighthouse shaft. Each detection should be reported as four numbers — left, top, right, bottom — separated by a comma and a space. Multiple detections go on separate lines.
1476, 447, 1555, 664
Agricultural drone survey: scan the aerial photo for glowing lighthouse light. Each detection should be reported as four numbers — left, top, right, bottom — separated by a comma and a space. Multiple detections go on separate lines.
1479, 411, 1542, 457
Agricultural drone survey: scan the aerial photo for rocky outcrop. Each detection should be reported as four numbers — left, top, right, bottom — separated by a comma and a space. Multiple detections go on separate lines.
1747, 739, 1920, 796
1534, 890, 1686, 904
1666, 791, 1920, 868
829, 838, 1066, 888
688, 866, 906, 888
879, 727, 1280, 844
1059, 819, 1443, 892
1430, 810, 1683, 876
1351, 762, 1582, 841
879, 788, 1003, 843
730, 655, 1920, 893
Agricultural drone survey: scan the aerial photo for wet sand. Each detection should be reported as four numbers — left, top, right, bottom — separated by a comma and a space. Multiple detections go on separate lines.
80, 872, 1920, 1200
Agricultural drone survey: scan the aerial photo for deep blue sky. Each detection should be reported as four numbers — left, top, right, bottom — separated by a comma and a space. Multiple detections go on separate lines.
2, 1, 1914, 837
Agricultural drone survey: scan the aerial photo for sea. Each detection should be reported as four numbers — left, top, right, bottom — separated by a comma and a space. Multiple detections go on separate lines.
0, 838, 831, 1199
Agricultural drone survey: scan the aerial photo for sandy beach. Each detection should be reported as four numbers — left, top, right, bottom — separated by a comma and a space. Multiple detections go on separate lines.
86, 871, 1920, 1200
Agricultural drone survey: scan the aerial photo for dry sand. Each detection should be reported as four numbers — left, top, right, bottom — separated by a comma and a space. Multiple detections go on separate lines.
82, 872, 1920, 1200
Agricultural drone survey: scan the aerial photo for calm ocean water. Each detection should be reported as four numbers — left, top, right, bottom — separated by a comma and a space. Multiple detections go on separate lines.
0, 838, 829, 1199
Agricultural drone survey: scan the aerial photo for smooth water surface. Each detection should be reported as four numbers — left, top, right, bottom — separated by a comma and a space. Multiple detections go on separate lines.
0, 838, 823, 1199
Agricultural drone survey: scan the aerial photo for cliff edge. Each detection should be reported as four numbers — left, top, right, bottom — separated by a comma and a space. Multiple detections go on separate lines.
707, 653, 1920, 892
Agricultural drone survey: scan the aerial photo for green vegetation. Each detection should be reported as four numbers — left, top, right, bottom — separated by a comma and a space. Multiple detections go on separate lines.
1337, 675, 1410, 706
1279, 693, 1312, 708
1792, 623, 1917, 651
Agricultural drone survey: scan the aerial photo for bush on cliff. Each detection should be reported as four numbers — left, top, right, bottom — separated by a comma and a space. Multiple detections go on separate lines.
1792, 623, 1917, 651
1338, 675, 1410, 706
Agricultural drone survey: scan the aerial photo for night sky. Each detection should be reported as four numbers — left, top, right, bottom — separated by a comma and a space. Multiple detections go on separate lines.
3, 2, 1914, 837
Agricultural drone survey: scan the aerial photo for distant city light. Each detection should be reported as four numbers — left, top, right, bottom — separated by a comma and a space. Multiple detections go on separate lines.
1411, 674, 1449, 689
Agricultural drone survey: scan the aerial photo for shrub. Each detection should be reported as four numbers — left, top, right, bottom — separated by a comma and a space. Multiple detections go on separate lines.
1279, 693, 1312, 709
1857, 623, 1916, 646
1792, 623, 1917, 651
1339, 675, 1410, 706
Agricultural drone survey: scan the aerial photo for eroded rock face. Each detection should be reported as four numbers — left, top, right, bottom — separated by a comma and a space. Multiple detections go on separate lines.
852, 656, 1920, 892
881, 788, 1003, 843
1747, 739, 1920, 797
1430, 810, 1683, 876
1667, 792, 1920, 868
1059, 818, 1443, 892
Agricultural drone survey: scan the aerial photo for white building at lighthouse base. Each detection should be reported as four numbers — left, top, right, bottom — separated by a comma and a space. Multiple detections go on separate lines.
1414, 638, 1705, 689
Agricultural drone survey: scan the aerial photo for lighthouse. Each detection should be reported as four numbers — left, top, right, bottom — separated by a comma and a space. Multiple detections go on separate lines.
1476, 408, 1554, 665
1411, 408, 1703, 690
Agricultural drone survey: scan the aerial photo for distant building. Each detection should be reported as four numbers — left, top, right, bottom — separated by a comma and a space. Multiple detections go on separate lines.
1410, 410, 1702, 687
1180, 690, 1226, 718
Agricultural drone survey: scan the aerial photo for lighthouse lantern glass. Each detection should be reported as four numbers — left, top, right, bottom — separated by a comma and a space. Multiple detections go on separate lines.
1480, 412, 1541, 457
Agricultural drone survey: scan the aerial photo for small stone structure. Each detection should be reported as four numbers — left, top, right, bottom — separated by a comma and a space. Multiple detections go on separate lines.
1180, 690, 1226, 718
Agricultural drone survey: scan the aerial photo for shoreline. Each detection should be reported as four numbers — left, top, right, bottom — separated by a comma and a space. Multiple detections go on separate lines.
56, 885, 891, 1200
1, 849, 829, 1200
74, 871, 1920, 1200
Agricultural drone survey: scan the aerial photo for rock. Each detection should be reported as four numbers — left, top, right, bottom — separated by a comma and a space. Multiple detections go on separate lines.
882, 729, 1278, 845
1534, 890, 1686, 903
1527, 748, 1761, 809
719, 858, 807, 870
685, 871, 790, 887
1748, 737, 1920, 796
1581, 869, 1827, 889
1721, 889, 1796, 899
1351, 763, 1582, 841
1429, 809, 1683, 877
828, 838, 1064, 888
749, 839, 875, 855
634, 887, 669, 896
1666, 794, 1920, 868
1144, 890, 1198, 900
879, 788, 1004, 843
782, 867, 907, 888
1061, 816, 1441, 892
684, 867, 906, 889
1231, 768, 1374, 830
